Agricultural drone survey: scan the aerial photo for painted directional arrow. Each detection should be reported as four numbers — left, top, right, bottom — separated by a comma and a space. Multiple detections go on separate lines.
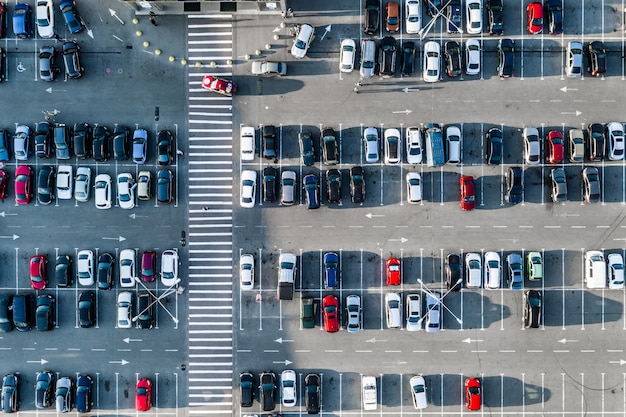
560, 86, 578, 92
27, 359, 48, 365
123, 338, 143, 344
462, 338, 484, 344
109, 359, 129, 365
85, 28, 94, 39
557, 338, 578, 344
320, 24, 332, 41
0, 235, 20, 240
560, 110, 582, 116
610, 359, 626, 366
272, 360, 293, 365
128, 214, 148, 219
109, 9, 125, 25
46, 88, 67, 93
365, 213, 385, 219
103, 236, 126, 242
388, 237, 408, 243
366, 337, 388, 343
402, 87, 420, 93
0, 212, 18, 217
274, 338, 294, 344
392, 109, 412, 115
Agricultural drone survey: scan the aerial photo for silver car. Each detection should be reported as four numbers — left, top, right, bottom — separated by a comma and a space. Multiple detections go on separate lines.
39, 45, 56, 81
13, 125, 31, 161
251, 61, 287, 76
550, 168, 567, 202
280, 170, 296, 206
346, 294, 361, 333
74, 167, 91, 202
566, 41, 583, 78
55, 377, 72, 413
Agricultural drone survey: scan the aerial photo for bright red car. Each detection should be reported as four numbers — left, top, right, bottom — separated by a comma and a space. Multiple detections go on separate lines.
135, 378, 152, 411
547, 131, 564, 164
202, 75, 236, 97
386, 258, 401, 285
465, 377, 481, 411
322, 295, 339, 333
14, 165, 32, 205
29, 255, 47, 290
527, 2, 543, 34
460, 176, 476, 211
0, 169, 7, 200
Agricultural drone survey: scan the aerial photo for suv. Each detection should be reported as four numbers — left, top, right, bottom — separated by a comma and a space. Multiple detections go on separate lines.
546, 0, 563, 34
401, 41, 415, 76
262, 166, 277, 203
303, 173, 320, 209
378, 36, 397, 77
446, 253, 462, 291
363, 0, 379, 34
304, 373, 321, 414
62, 41, 82, 78
35, 371, 55, 409
497, 38, 515, 77
240, 372, 254, 407
523, 290, 542, 328
444, 41, 462, 77
350, 166, 365, 204
487, 0, 503, 35
157, 169, 174, 203
322, 127, 338, 164
586, 41, 606, 76
73, 122, 91, 159
262, 125, 277, 159
1, 374, 19, 413
586, 123, 605, 160
92, 126, 110, 162
259, 372, 276, 411
326, 169, 341, 203
97, 253, 114, 290
299, 131, 315, 165
505, 166, 523, 204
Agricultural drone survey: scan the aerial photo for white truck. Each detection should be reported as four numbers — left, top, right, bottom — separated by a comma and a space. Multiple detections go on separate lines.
362, 376, 377, 410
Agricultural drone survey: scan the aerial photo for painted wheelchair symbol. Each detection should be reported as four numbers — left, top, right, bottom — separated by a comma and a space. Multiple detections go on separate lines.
16, 62, 25, 72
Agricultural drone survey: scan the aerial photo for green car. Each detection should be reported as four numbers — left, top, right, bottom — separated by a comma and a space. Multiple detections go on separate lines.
526, 252, 543, 281
301, 297, 315, 329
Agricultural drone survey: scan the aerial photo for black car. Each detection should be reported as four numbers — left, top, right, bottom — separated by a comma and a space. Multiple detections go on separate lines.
363, 0, 379, 35
92, 125, 110, 162
304, 373, 321, 414
35, 371, 55, 409
75, 374, 92, 413
350, 166, 366, 204
240, 372, 254, 407
587, 123, 605, 161
35, 294, 54, 331
0, 129, 9, 163
34, 121, 53, 158
113, 125, 130, 161
0, 295, 11, 332
55, 255, 72, 287
1, 373, 19, 413
157, 169, 175, 203
263, 166, 278, 203
505, 167, 523, 204
586, 41, 606, 76
326, 168, 341, 203
322, 127, 338, 165
73, 122, 91, 159
378, 36, 397, 77
485, 128, 503, 165
137, 291, 154, 329
400, 41, 415, 76
487, 0, 503, 35
54, 124, 71, 160
78, 291, 95, 328
62, 41, 82, 79
259, 371, 276, 411
426, 0, 442, 17
445, 253, 462, 291
546, 0, 563, 34
523, 290, 542, 328
446, 0, 461, 33
157, 129, 173, 165
262, 125, 277, 159
37, 165, 55, 205
299, 131, 315, 166
303, 173, 320, 209
444, 41, 461, 77
96, 253, 114, 290
497, 38, 515, 78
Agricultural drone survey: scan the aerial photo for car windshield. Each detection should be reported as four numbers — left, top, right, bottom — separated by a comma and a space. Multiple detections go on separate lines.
413, 384, 425, 393
295, 39, 306, 49
469, 260, 480, 269
388, 300, 399, 308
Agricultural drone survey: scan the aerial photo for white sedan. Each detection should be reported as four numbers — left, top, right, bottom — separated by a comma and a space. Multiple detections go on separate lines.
607, 122, 625, 161
405, 0, 421, 34
465, 39, 481, 75
56, 165, 73, 200
406, 172, 422, 204
608, 253, 625, 289
240, 253, 255, 290
484, 251, 501, 289
117, 292, 133, 329
465, 252, 482, 288
94, 174, 112, 209
363, 127, 380, 163
36, 0, 55, 38
119, 249, 136, 288
117, 173, 136, 209
423, 41, 440, 83
281, 370, 297, 407
161, 249, 179, 287
77, 249, 94, 286
405, 293, 422, 331
523, 127, 541, 165
409, 375, 427, 409
240, 170, 257, 208
339, 38, 356, 73
240, 126, 255, 161
405, 127, 423, 164
466, 0, 482, 34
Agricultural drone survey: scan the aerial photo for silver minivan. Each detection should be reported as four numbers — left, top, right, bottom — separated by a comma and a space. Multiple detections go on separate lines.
280, 170, 296, 206
360, 39, 376, 78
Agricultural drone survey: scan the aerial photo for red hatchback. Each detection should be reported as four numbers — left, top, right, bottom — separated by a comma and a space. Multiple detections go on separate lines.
465, 377, 481, 411
527, 2, 543, 34
460, 176, 476, 211
322, 295, 339, 333
386, 258, 401, 285
135, 378, 152, 411
14, 165, 32, 205
0, 169, 8, 200
547, 131, 564, 164
141, 250, 157, 282
202, 75, 236, 97
29, 255, 47, 290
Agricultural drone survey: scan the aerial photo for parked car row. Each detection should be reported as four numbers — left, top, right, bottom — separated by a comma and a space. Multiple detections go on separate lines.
240, 370, 320, 413
5, 0, 84, 39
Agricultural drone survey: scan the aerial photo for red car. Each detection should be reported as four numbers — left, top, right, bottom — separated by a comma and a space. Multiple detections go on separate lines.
0, 169, 8, 200
202, 75, 236, 97
460, 176, 476, 211
141, 250, 157, 282
547, 131, 564, 164
527, 2, 543, 34
29, 255, 47, 290
14, 165, 32, 205
386, 258, 401, 285
465, 377, 481, 411
135, 378, 152, 411
322, 295, 339, 333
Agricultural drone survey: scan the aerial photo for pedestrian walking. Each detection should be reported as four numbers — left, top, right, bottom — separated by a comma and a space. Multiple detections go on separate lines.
149, 11, 158, 26
176, 149, 184, 156
287, 8, 293, 17
353, 86, 359, 94
202, 207, 210, 211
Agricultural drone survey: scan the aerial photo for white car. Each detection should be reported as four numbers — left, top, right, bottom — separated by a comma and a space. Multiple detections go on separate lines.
406, 172, 422, 204
363, 127, 380, 163
240, 170, 257, 208
423, 41, 440, 83
405, 0, 421, 34
608, 253, 625, 289
405, 127, 423, 164
240, 253, 255, 290
117, 173, 136, 210
346, 294, 361, 333
119, 249, 136, 288
409, 375, 427, 409
280, 170, 297, 206
36, 0, 55, 38
161, 249, 179, 287
465, 39, 481, 75
585, 250, 606, 289
74, 167, 91, 202
484, 252, 501, 289
240, 126, 255, 161
56, 165, 73, 200
280, 370, 297, 407
94, 174, 112, 209
425, 292, 440, 332
384, 128, 401, 164
445, 126, 461, 164
117, 292, 133, 329
607, 122, 625, 160
466, 0, 482, 34
523, 127, 541, 165
566, 41, 583, 78
405, 293, 422, 331
465, 252, 482, 288
291, 23, 314, 58
77, 250, 94, 286
339, 38, 356, 72
385, 292, 402, 329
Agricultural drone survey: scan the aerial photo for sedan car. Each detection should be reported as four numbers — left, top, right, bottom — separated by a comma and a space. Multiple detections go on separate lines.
117, 173, 136, 209
460, 175, 475, 210
523, 127, 541, 165
546, 0, 563, 34
73, 122, 92, 159
587, 41, 607, 76
37, 165, 54, 205
75, 374, 92, 413
444, 41, 461, 77
36, 0, 55, 38
94, 173, 112, 209
507, 253, 524, 290
303, 173, 320, 209
97, 253, 114, 290
523, 290, 542, 328
384, 128, 401, 164
406, 172, 422, 204
505, 166, 523, 204
378, 36, 397, 77
304, 373, 321, 414
299, 131, 315, 165
62, 41, 82, 78
77, 250, 94, 286
405, 293, 422, 332
119, 249, 136, 288
386, 257, 401, 285
322, 295, 339, 333
401, 41, 415, 76
486, 127, 503, 164
405, 0, 421, 34
262, 125, 277, 159
527, 2, 543, 34
350, 166, 365, 204
547, 130, 564, 163
202, 75, 236, 96
608, 253, 625, 289
136, 291, 154, 329
14, 125, 31, 161
487, 0, 503, 34
446, 0, 461, 33
161, 249, 179, 287
1, 373, 19, 413
38, 46, 56, 81
240, 126, 255, 161
140, 250, 157, 282
423, 41, 440, 83
446, 253, 462, 291
156, 169, 174, 203
324, 169, 341, 203
587, 123, 606, 160
263, 166, 277, 203
363, 127, 379, 163
465, 252, 482, 288
322, 127, 338, 165
465, 377, 481, 410
78, 291, 95, 328
607, 122, 625, 160
465, 0, 482, 34
240, 170, 256, 208
0, 129, 9, 163
484, 251, 501, 289
425, 292, 440, 332
132, 129, 148, 164
251, 60, 287, 76
35, 294, 54, 331
60, 0, 83, 34
550, 167, 567, 202
280, 370, 296, 407
56, 165, 72, 200
55, 376, 72, 413
35, 371, 54, 409
566, 41, 583, 78
291, 23, 314, 58
30, 255, 47, 290
240, 372, 254, 408
465, 39, 481, 75
135, 378, 151, 411
259, 372, 276, 411
339, 39, 356, 73
346, 294, 361, 333
323, 252, 339, 289
74, 166, 91, 202
240, 253, 254, 291
385, 292, 401, 329
497, 38, 515, 78
117, 291, 132, 329
582, 167, 601, 204
14, 165, 32, 205
157, 129, 173, 165
55, 254, 72, 287
406, 127, 423, 164
410, 375, 427, 409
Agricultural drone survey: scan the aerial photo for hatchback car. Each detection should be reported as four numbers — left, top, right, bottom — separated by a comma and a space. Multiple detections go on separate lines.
30, 255, 47, 290
55, 376, 72, 413
113, 125, 130, 160
465, 0, 482, 34
94, 173, 112, 209
73, 122, 91, 159
423, 41, 440, 83
386, 257, 401, 285
75, 374, 92, 413
444, 41, 461, 77
157, 169, 174, 203
201, 75, 236, 96
497, 38, 515, 78
54, 124, 71, 160
406, 172, 422, 204
35, 371, 54, 409
262, 125, 277, 159
405, 0, 421, 34
291, 23, 315, 58
161, 249, 179, 287
92, 126, 110, 162
55, 254, 72, 287
1, 373, 19, 413
14, 165, 32, 205
465, 377, 481, 410
487, 0, 503, 34
322, 295, 339, 333
505, 166, 523, 204
303, 173, 320, 209
550, 167, 567, 202
405, 293, 422, 332
39, 45, 57, 81
137, 170, 151, 201
136, 291, 154, 329
363, 127, 380, 163
484, 252, 501, 289
240, 372, 254, 408
339, 38, 356, 73
97, 253, 114, 290
240, 253, 254, 291
259, 371, 276, 411
507, 253, 524, 290
524, 290, 542, 328
465, 252, 482, 288
140, 250, 157, 282
378, 36, 397, 77
36, 294, 54, 331
77, 250, 94, 286
608, 253, 625, 289
385, 1, 399, 32
13, 3, 32, 39
304, 373, 321, 414
135, 378, 151, 411
526, 252, 543, 281
607, 122, 625, 160
117, 291, 132, 329
74, 166, 91, 202
385, 292, 401, 329
566, 41, 583, 78
280, 370, 297, 407
586, 41, 607, 76
350, 166, 365, 204
523, 127, 541, 164
527, 2, 543, 34
119, 249, 136, 288
406, 126, 423, 164
37, 165, 55, 205
117, 173, 136, 210
299, 131, 315, 165
547, 130, 564, 163
465, 39, 481, 75
62, 41, 82, 78
60, 0, 83, 33
460, 175, 475, 210
78, 291, 95, 328
410, 375, 427, 409
582, 166, 600, 204
346, 294, 361, 333
36, 0, 54, 38
486, 127, 503, 164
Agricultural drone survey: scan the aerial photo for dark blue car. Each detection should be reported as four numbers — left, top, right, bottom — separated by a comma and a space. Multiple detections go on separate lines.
303, 174, 320, 209
59, 0, 83, 34
323, 252, 339, 289
12, 3, 32, 38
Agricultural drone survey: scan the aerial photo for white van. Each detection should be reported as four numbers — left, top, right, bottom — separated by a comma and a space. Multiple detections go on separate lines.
291, 24, 315, 58
360, 39, 376, 78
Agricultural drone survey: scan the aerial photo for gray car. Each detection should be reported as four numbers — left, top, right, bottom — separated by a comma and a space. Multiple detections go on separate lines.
550, 168, 567, 202
506, 253, 523, 290
74, 166, 91, 202
62, 41, 82, 79
346, 295, 361, 333
582, 167, 600, 204
251, 61, 287, 76
39, 46, 57, 81
55, 377, 72, 413
132, 129, 148, 164
13, 125, 31, 161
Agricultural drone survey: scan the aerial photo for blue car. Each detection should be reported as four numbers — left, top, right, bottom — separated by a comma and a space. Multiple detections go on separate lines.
323, 252, 339, 289
12, 3, 32, 38
303, 174, 320, 209
59, 0, 82, 34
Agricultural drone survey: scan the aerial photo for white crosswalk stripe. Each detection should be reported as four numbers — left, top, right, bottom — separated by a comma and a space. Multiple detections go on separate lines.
187, 14, 234, 416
